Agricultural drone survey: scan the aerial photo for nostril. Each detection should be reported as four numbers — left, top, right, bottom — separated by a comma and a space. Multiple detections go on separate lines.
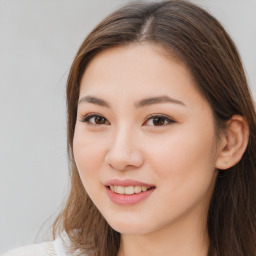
104, 146, 144, 171
108, 163, 127, 171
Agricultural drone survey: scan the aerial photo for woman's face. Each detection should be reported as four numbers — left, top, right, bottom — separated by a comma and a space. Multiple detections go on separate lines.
73, 44, 220, 235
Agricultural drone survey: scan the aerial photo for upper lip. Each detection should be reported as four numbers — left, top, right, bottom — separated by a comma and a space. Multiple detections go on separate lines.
104, 179, 156, 188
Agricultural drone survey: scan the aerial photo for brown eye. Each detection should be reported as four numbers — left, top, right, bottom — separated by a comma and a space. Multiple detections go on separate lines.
81, 114, 110, 125
144, 115, 175, 127
152, 117, 166, 126
94, 116, 107, 124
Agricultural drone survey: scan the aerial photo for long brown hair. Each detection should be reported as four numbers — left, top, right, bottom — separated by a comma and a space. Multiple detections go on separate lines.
52, 1, 256, 255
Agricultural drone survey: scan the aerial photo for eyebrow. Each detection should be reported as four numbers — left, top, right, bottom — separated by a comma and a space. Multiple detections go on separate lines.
135, 95, 186, 108
78, 95, 186, 108
78, 95, 110, 107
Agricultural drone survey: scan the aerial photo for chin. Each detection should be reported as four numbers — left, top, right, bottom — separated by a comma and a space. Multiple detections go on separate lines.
106, 217, 154, 235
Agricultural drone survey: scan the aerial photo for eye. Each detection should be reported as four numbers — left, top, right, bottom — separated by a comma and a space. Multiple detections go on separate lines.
80, 114, 110, 125
143, 114, 176, 126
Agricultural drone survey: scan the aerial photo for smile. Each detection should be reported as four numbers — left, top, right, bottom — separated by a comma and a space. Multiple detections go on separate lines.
105, 180, 156, 205
109, 185, 152, 195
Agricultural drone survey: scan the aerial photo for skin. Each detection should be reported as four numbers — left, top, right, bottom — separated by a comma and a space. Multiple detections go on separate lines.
73, 43, 224, 256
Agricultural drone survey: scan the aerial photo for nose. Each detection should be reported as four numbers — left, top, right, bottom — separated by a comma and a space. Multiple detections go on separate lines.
104, 128, 144, 171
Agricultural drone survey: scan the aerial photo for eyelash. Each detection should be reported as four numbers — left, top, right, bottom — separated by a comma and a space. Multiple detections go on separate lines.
80, 113, 110, 125
80, 113, 176, 127
143, 114, 176, 126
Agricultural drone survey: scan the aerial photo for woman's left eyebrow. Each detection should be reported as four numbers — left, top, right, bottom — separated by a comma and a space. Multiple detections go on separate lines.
135, 96, 186, 108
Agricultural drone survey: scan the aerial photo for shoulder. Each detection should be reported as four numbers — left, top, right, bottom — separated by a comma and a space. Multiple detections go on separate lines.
2, 234, 86, 256
2, 237, 65, 256
2, 242, 53, 256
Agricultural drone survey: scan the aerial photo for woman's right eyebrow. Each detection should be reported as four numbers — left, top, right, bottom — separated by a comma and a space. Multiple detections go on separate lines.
78, 95, 110, 107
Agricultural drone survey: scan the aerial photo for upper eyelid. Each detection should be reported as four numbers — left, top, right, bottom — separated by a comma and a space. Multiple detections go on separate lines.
142, 114, 176, 127
80, 113, 110, 124
80, 113, 105, 119
144, 114, 175, 122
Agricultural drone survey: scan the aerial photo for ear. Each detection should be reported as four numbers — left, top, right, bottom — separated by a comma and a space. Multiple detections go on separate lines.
216, 115, 249, 170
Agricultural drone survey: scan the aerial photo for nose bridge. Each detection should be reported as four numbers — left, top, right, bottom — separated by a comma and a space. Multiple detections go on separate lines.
105, 123, 143, 170
114, 124, 132, 149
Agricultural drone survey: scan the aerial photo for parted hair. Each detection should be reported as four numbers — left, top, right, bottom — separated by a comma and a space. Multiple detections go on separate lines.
52, 1, 256, 255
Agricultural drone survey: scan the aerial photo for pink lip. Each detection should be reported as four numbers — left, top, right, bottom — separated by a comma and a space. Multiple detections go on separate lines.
104, 179, 156, 206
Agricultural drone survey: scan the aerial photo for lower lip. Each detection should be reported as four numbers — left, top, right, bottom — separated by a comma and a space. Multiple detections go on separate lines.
106, 187, 155, 206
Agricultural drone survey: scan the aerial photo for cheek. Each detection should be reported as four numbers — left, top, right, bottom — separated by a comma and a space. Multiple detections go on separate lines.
142, 127, 218, 221
145, 125, 217, 188
73, 128, 106, 188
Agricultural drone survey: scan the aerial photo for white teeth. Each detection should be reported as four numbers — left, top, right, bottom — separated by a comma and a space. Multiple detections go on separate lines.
110, 185, 151, 195
134, 186, 142, 193
125, 186, 134, 195
142, 186, 147, 192
116, 186, 125, 194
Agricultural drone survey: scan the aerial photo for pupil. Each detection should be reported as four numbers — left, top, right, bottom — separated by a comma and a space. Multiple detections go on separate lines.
95, 116, 105, 124
153, 117, 165, 126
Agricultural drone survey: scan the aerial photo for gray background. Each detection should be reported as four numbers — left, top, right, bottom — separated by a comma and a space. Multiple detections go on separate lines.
0, 0, 255, 253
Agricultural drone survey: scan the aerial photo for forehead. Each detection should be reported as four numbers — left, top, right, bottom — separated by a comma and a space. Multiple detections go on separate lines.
79, 43, 204, 107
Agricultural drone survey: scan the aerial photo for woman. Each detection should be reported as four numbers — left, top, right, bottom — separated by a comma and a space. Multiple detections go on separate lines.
4, 0, 256, 255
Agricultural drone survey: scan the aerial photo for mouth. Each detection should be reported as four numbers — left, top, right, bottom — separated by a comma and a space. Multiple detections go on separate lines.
107, 185, 155, 195
104, 179, 156, 205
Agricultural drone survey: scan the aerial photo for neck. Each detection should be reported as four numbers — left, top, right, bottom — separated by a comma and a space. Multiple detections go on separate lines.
117, 207, 209, 256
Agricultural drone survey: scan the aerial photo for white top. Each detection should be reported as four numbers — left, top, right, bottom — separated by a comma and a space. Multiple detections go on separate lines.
2, 235, 84, 256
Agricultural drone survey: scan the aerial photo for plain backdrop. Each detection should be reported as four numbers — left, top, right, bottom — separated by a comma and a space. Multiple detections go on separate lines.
0, 0, 255, 253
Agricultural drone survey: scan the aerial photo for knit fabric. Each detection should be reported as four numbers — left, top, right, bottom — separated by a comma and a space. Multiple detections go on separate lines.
2, 235, 71, 256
